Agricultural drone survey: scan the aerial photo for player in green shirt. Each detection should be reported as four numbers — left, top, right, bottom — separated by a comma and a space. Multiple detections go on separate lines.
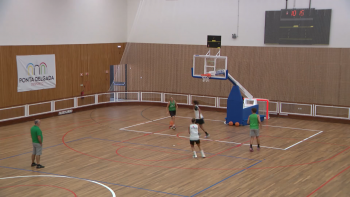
247, 108, 262, 152
166, 97, 178, 130
30, 119, 45, 168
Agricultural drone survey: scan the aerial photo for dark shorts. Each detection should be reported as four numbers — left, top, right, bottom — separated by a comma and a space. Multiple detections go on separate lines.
190, 140, 200, 145
195, 119, 204, 125
169, 111, 176, 117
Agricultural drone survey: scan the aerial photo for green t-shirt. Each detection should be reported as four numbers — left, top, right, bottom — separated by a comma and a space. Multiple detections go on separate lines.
249, 114, 259, 129
31, 125, 43, 143
168, 100, 176, 111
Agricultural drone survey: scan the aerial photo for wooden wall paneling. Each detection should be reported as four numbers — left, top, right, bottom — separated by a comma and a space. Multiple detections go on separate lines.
316, 106, 349, 118
0, 43, 125, 109
121, 43, 350, 107
29, 103, 51, 115
0, 47, 4, 107
55, 99, 74, 111
98, 93, 113, 103
78, 96, 95, 107
0, 107, 25, 120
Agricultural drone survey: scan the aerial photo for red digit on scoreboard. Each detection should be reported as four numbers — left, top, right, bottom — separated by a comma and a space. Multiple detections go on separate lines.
299, 10, 304, 16
291, 10, 297, 16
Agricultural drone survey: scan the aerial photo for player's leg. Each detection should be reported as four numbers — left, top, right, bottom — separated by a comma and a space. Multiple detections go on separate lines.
31, 144, 37, 167
190, 141, 197, 158
197, 119, 209, 138
196, 141, 205, 158
172, 111, 176, 129
34, 143, 44, 168
250, 130, 255, 152
256, 129, 260, 150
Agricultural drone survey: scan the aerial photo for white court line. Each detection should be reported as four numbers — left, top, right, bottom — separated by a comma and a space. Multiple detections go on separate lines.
242, 144, 286, 150
284, 131, 324, 150
0, 175, 116, 197
263, 124, 321, 132
177, 116, 224, 122
119, 116, 324, 151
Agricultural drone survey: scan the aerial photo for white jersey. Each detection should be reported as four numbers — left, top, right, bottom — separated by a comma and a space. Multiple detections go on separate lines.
189, 124, 200, 140
194, 105, 203, 119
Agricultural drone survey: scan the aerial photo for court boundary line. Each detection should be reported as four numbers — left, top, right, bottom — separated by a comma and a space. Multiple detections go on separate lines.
0, 184, 77, 196
120, 116, 324, 150
0, 166, 187, 197
190, 160, 263, 197
90, 137, 261, 161
0, 137, 90, 161
306, 165, 350, 197
0, 175, 116, 197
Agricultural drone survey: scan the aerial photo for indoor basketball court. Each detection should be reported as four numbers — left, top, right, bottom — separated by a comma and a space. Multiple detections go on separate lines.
1, 0, 350, 196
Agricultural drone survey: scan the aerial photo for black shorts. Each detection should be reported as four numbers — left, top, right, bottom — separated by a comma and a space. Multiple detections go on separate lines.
195, 119, 204, 125
169, 111, 176, 117
190, 140, 200, 145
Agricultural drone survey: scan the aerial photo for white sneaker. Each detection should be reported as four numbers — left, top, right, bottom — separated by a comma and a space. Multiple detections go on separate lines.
193, 154, 197, 158
201, 151, 206, 158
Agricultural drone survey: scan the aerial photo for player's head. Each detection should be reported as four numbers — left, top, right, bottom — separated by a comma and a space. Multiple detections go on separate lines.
34, 119, 41, 126
251, 108, 257, 114
170, 97, 174, 101
193, 100, 199, 105
191, 118, 196, 123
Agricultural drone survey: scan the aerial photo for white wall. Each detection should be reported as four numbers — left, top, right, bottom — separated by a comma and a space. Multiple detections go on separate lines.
127, 0, 350, 48
0, 0, 127, 45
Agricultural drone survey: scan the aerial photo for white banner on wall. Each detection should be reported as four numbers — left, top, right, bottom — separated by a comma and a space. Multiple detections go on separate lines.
16, 55, 56, 92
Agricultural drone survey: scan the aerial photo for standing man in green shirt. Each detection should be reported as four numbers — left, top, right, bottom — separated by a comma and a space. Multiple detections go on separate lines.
247, 108, 262, 152
166, 97, 178, 130
31, 119, 45, 168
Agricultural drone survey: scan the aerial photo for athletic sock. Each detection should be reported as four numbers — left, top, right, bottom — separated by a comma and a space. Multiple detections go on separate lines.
258, 144, 260, 148
193, 151, 197, 157
205, 132, 208, 135
250, 144, 253, 148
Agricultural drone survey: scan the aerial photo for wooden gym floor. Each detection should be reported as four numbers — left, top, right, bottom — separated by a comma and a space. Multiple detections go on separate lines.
1, 105, 350, 197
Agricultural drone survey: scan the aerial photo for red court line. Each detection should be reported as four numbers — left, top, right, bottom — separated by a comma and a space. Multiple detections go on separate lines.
116, 146, 191, 161
114, 128, 191, 161
249, 146, 350, 170
112, 128, 169, 146
0, 185, 77, 196
260, 135, 346, 147
207, 139, 252, 159
62, 120, 350, 171
0, 116, 114, 141
62, 123, 256, 170
113, 145, 190, 156
0, 134, 28, 141
306, 165, 350, 197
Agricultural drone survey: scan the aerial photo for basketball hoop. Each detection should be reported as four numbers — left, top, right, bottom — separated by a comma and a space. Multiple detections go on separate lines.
201, 73, 211, 82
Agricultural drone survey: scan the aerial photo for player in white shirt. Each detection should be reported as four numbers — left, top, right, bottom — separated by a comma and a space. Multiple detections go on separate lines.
193, 100, 210, 138
189, 118, 205, 158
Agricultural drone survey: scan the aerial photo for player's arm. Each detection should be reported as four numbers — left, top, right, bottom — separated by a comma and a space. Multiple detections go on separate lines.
247, 116, 250, 124
37, 135, 42, 146
198, 107, 202, 118
166, 102, 169, 113
175, 101, 178, 109
257, 115, 262, 129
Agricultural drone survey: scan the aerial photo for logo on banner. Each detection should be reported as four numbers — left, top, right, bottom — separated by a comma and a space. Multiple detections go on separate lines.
26, 62, 48, 76
19, 62, 54, 84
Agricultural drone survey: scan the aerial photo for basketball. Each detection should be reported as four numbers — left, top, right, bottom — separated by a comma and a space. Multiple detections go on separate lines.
235, 122, 240, 127
228, 121, 233, 126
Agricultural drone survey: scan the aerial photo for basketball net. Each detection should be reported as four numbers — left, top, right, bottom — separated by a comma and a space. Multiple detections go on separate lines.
202, 76, 210, 82
201, 73, 211, 82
